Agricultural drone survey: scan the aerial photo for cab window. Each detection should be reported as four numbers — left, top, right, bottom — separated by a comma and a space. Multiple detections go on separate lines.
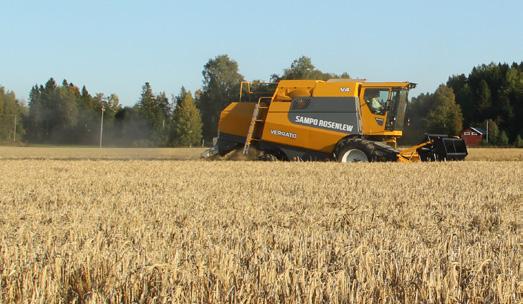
364, 89, 389, 115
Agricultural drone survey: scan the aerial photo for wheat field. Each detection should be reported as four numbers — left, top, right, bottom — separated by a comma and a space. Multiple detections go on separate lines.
0, 159, 521, 303
465, 148, 523, 161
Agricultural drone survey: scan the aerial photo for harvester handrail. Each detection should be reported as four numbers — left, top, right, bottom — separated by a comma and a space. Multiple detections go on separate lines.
239, 81, 251, 102
239, 81, 277, 103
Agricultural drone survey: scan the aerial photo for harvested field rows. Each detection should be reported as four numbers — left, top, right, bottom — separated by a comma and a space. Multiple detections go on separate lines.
0, 160, 521, 303
0, 147, 207, 160
0, 146, 522, 161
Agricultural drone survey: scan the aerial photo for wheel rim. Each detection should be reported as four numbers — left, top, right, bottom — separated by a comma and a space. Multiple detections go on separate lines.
341, 149, 368, 162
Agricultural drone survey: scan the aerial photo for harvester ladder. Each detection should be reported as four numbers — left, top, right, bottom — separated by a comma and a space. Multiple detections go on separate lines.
243, 97, 272, 155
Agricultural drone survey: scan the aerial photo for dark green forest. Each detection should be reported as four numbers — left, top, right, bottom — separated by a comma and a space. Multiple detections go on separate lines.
1, 56, 522, 147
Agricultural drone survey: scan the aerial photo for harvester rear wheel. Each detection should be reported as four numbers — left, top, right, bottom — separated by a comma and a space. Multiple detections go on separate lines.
335, 138, 373, 163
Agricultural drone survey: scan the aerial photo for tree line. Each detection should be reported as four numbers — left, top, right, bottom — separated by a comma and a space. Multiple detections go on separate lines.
447, 63, 523, 146
1, 56, 522, 147
20, 79, 202, 147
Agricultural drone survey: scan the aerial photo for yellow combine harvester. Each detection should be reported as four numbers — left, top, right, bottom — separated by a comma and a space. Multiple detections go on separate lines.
205, 79, 467, 162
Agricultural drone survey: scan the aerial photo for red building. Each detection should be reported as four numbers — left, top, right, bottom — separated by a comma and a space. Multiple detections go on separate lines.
461, 127, 485, 146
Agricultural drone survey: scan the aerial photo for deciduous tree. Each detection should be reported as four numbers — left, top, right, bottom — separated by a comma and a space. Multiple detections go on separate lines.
0, 86, 26, 142
199, 55, 244, 141
273, 56, 350, 81
425, 85, 463, 136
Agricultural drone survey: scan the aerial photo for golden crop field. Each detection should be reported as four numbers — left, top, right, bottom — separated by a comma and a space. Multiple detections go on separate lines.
0, 158, 521, 303
465, 148, 523, 161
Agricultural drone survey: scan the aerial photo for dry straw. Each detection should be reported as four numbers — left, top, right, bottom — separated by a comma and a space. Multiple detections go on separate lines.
0, 160, 521, 303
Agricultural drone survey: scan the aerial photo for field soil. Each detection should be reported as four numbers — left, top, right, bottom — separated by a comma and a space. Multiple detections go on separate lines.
0, 160, 521, 303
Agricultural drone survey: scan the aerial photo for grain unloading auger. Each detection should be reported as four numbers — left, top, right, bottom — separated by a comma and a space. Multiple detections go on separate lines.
203, 79, 468, 162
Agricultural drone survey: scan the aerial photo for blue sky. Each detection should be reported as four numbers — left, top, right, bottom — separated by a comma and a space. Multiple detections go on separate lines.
1, 0, 522, 105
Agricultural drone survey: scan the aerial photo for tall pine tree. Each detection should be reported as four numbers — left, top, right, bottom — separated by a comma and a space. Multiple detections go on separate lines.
171, 88, 202, 147
136, 82, 171, 145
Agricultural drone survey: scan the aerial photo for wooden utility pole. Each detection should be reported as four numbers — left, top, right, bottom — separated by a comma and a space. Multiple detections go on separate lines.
13, 115, 17, 142
486, 120, 489, 143
99, 105, 105, 148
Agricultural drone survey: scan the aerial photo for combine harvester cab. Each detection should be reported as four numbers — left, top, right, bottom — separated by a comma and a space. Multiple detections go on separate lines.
205, 79, 469, 162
